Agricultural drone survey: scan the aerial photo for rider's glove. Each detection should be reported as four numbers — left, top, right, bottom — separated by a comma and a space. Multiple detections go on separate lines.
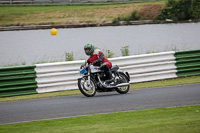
80, 64, 85, 69
93, 60, 99, 65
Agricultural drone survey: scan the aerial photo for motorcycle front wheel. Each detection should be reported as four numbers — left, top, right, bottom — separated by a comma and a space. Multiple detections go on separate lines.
78, 77, 97, 97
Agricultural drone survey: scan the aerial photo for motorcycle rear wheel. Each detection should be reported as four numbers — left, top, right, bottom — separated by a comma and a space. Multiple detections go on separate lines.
115, 72, 130, 94
78, 77, 97, 97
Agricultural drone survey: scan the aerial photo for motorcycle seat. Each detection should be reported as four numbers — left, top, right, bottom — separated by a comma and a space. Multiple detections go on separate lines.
111, 65, 119, 72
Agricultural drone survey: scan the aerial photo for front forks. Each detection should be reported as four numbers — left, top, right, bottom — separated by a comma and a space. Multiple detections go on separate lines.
86, 67, 91, 87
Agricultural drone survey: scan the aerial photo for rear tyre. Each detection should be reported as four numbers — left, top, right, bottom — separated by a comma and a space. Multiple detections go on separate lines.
115, 72, 130, 94
78, 77, 97, 97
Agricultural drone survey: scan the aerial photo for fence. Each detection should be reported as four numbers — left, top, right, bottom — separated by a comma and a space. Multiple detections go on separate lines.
0, 49, 199, 97
110, 51, 177, 83
175, 50, 200, 77
35, 61, 83, 93
0, 66, 37, 97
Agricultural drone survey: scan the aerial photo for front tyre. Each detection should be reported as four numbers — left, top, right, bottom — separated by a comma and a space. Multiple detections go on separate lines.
115, 72, 130, 94
78, 77, 97, 97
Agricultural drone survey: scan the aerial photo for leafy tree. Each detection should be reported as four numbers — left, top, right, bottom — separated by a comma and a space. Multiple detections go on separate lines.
156, 0, 200, 20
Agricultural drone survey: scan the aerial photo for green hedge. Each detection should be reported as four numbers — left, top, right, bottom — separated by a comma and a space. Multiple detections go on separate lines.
156, 0, 200, 20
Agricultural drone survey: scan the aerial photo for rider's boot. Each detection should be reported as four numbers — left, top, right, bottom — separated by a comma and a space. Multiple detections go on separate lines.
105, 71, 114, 84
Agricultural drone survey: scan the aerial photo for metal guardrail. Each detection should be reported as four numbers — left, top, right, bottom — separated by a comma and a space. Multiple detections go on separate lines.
110, 51, 177, 83
175, 49, 200, 77
35, 51, 178, 93
0, 49, 199, 97
0, 66, 37, 97
35, 61, 83, 93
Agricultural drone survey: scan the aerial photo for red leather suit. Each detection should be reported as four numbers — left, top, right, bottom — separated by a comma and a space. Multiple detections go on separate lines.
86, 49, 112, 68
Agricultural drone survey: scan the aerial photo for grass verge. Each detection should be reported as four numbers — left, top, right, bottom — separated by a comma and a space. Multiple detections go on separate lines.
0, 1, 165, 26
0, 76, 200, 103
0, 105, 199, 133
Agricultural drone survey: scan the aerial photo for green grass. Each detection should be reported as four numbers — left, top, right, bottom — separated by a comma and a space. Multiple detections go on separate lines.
0, 1, 166, 14
0, 2, 160, 14
0, 105, 199, 133
130, 75, 200, 89
0, 76, 200, 103
0, 5, 96, 14
0, 1, 165, 26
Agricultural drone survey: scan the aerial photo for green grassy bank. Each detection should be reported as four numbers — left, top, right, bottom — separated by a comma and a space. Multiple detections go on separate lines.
0, 1, 165, 26
0, 76, 200, 102
0, 105, 199, 133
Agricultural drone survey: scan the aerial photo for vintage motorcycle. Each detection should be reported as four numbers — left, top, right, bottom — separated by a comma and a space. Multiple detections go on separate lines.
78, 64, 130, 97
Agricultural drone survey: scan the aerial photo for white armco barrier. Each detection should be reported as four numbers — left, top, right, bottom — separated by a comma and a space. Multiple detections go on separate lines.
109, 51, 178, 83
35, 51, 178, 93
35, 60, 84, 93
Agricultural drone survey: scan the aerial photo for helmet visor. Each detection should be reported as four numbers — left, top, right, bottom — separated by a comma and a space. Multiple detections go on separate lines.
85, 49, 90, 55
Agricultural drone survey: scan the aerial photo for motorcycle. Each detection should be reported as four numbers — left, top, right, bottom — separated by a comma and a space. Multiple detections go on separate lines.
78, 64, 130, 97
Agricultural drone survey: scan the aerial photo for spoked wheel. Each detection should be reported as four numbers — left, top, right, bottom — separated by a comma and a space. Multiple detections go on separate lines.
115, 72, 130, 94
78, 77, 97, 97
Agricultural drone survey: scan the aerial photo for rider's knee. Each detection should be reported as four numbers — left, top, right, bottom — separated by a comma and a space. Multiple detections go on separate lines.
100, 63, 109, 71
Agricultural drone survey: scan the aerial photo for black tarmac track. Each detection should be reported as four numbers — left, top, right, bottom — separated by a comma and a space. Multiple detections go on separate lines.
0, 83, 200, 125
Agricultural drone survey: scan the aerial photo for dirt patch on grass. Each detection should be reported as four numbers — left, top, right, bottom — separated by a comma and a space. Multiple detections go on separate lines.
138, 4, 165, 19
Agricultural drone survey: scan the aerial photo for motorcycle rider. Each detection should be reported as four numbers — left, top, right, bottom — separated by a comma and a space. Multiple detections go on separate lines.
83, 43, 114, 84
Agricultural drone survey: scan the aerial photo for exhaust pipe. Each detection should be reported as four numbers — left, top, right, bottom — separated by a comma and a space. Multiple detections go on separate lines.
116, 83, 129, 87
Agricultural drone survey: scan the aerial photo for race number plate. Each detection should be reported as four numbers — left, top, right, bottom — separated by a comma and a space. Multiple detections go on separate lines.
80, 68, 87, 74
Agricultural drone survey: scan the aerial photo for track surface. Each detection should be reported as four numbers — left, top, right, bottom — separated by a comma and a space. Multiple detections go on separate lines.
0, 83, 200, 125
